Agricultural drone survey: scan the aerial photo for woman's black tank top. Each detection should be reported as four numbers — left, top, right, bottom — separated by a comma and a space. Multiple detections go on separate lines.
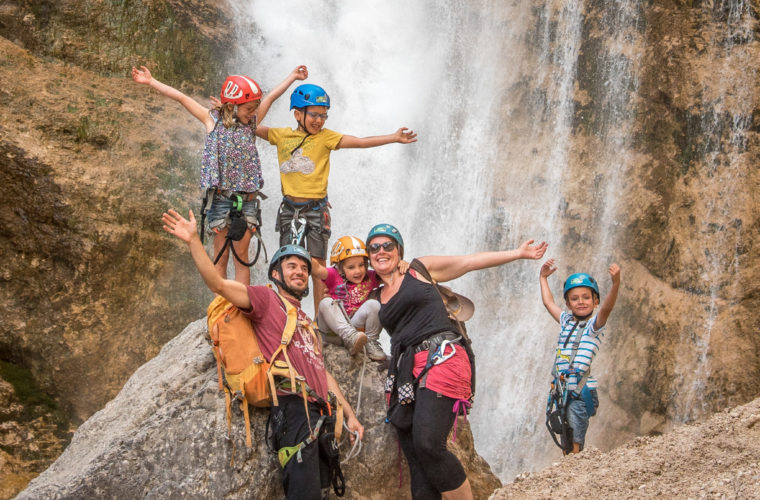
378, 272, 454, 349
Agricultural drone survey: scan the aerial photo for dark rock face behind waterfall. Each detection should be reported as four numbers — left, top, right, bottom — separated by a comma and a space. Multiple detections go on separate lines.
1, 0, 759, 498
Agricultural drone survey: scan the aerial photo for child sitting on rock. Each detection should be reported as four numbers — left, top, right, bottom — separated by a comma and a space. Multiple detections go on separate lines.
539, 259, 621, 453
311, 235, 407, 362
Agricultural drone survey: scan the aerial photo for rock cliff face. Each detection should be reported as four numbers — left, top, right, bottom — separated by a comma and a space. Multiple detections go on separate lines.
0, 1, 233, 494
16, 320, 501, 500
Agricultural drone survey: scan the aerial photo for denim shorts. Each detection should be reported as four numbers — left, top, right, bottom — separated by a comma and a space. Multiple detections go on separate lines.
205, 195, 261, 236
566, 388, 599, 448
276, 199, 331, 260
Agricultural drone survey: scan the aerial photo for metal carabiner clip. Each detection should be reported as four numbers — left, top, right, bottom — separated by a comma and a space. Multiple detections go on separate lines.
431, 339, 456, 366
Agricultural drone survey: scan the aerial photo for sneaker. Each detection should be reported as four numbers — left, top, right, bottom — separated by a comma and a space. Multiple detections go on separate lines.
365, 339, 387, 362
344, 330, 368, 356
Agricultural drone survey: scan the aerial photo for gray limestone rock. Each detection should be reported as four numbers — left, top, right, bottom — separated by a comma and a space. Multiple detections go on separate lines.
17, 319, 500, 499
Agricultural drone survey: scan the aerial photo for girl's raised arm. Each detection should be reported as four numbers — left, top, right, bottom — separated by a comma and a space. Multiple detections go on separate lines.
132, 66, 215, 132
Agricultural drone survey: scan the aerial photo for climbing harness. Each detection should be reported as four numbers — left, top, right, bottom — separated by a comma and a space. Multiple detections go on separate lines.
545, 319, 595, 454
289, 206, 308, 247
270, 395, 346, 498
201, 190, 268, 267
279, 197, 329, 248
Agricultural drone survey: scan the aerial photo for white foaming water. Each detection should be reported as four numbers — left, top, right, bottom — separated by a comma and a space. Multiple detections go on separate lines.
229, 0, 585, 480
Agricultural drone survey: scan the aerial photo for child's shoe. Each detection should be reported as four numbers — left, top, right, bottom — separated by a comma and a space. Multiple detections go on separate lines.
365, 339, 387, 362
341, 329, 368, 356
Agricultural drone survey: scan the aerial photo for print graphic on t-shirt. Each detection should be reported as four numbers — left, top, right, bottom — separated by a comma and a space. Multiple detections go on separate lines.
292, 317, 325, 370
280, 149, 315, 175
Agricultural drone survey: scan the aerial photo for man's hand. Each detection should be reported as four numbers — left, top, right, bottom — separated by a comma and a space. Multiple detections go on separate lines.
162, 209, 199, 244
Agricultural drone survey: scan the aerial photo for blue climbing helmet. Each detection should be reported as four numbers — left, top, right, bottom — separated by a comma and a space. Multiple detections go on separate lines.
366, 223, 404, 259
269, 244, 312, 277
290, 84, 330, 110
268, 244, 312, 299
563, 273, 599, 299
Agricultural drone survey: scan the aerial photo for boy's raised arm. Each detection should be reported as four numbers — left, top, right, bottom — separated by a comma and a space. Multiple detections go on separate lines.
539, 258, 562, 323
256, 65, 308, 124
162, 209, 252, 309
594, 263, 621, 329
336, 127, 417, 149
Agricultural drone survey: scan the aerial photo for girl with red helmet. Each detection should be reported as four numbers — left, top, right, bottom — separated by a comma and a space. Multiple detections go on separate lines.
131, 65, 308, 284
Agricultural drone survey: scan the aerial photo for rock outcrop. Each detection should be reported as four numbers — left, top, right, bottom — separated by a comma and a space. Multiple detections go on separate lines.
16, 320, 501, 500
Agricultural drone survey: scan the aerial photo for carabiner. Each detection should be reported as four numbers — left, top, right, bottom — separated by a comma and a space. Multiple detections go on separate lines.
431, 339, 456, 366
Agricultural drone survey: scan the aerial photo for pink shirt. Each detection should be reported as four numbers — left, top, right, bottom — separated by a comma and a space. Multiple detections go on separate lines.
242, 286, 328, 401
322, 267, 380, 317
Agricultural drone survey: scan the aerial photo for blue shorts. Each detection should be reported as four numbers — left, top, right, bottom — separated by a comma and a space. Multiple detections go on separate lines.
206, 194, 261, 236
566, 388, 599, 448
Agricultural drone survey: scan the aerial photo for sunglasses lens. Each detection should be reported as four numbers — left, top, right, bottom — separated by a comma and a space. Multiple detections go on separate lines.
369, 241, 396, 253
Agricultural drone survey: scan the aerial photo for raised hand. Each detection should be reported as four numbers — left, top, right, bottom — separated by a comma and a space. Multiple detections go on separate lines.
131, 66, 152, 85
540, 258, 557, 278
162, 209, 199, 244
519, 239, 548, 260
395, 127, 418, 144
292, 65, 308, 81
608, 263, 621, 284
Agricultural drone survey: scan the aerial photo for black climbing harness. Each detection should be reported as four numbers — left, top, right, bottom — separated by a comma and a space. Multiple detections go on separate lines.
200, 190, 268, 267
545, 319, 588, 454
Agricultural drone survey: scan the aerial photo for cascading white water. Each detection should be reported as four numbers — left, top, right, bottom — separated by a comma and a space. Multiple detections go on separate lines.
225, 0, 752, 482
228, 0, 594, 480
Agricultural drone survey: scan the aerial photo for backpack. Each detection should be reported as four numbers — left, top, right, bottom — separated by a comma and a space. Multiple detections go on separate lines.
206, 288, 299, 448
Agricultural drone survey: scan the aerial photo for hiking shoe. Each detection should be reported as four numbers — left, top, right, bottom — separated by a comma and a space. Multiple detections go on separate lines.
344, 330, 368, 356
365, 339, 387, 362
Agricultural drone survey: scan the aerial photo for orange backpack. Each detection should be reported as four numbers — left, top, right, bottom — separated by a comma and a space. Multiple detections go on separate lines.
206, 289, 301, 447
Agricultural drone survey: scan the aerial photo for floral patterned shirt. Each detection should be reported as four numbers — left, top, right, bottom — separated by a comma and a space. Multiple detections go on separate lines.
200, 109, 263, 192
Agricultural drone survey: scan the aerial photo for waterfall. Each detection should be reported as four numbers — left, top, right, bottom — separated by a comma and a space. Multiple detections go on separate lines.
225, 0, 754, 481
228, 0, 599, 480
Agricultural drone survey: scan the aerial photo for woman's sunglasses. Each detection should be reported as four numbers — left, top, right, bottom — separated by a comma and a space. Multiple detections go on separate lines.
368, 241, 397, 254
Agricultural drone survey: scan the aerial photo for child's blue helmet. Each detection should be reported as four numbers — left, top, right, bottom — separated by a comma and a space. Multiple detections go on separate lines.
290, 84, 330, 110
366, 223, 404, 259
563, 273, 599, 299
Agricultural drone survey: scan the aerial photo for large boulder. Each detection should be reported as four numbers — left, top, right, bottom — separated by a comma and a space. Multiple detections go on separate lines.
17, 319, 501, 499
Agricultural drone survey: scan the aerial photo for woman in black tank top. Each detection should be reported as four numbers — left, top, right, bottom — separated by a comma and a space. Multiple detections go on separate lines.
365, 223, 547, 500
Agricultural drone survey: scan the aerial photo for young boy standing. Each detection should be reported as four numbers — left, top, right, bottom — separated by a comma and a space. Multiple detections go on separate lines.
255, 83, 416, 309
539, 258, 621, 454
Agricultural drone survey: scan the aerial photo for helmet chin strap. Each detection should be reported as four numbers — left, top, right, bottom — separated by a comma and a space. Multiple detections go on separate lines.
271, 265, 309, 300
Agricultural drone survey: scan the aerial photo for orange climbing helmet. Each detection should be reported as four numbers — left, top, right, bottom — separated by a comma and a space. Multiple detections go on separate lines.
329, 236, 368, 266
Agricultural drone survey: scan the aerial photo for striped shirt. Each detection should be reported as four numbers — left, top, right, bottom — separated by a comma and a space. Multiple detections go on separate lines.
553, 311, 605, 391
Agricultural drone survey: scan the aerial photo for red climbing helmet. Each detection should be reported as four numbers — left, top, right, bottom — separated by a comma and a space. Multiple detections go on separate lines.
220, 75, 263, 105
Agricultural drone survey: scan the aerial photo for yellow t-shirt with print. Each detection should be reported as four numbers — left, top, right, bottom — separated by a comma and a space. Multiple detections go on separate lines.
267, 127, 344, 199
